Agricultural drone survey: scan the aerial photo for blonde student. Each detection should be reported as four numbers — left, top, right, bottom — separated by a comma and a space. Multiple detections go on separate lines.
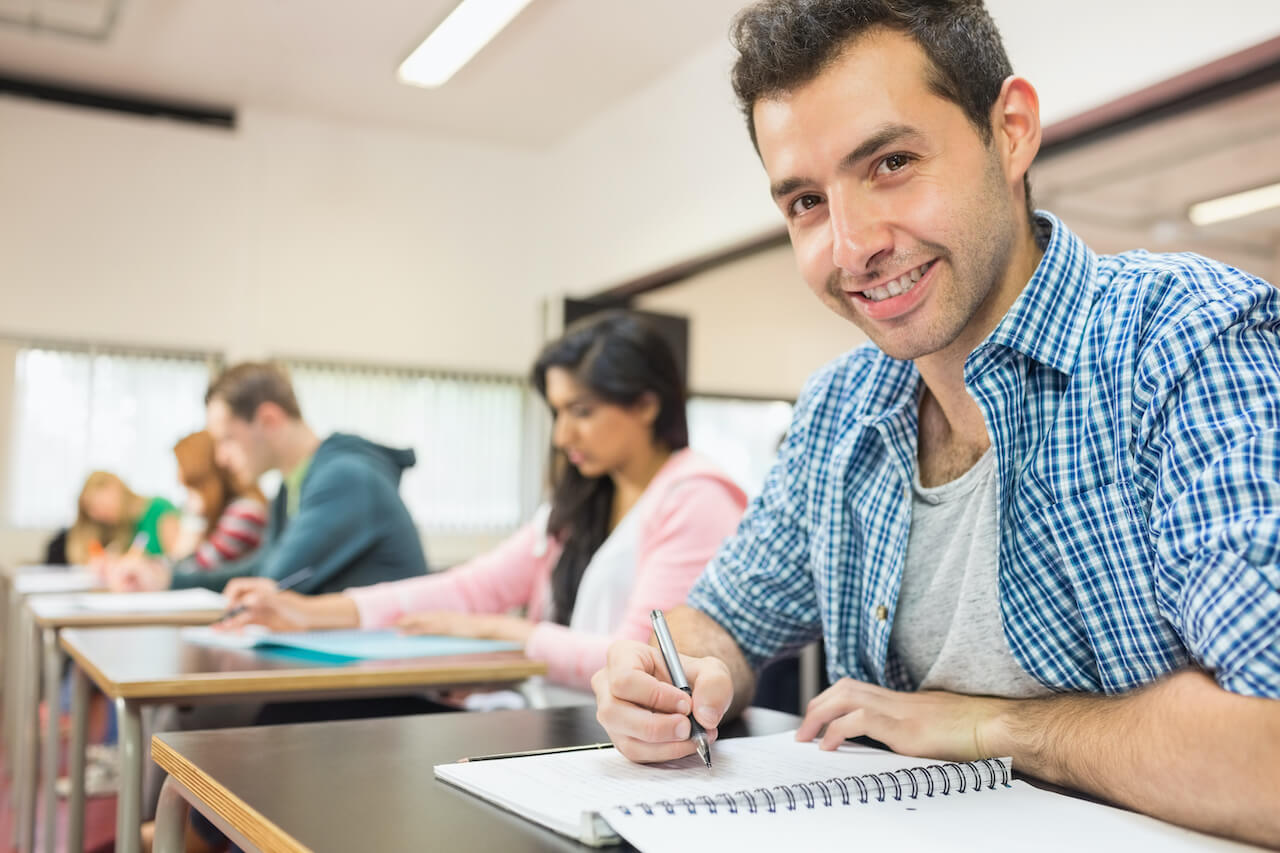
67, 471, 180, 566
222, 311, 748, 690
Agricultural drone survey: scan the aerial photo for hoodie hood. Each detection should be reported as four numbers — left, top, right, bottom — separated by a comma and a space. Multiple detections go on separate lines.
314, 433, 416, 485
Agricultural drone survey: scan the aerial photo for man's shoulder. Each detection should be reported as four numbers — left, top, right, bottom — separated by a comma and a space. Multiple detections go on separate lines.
1078, 249, 1279, 408
1092, 249, 1277, 337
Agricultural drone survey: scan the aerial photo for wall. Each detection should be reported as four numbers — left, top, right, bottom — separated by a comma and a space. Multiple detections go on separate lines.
636, 244, 865, 399
0, 97, 546, 371
0, 96, 553, 566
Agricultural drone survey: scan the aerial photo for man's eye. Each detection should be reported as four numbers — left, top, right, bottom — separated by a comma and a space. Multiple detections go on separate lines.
789, 194, 823, 217
880, 153, 912, 173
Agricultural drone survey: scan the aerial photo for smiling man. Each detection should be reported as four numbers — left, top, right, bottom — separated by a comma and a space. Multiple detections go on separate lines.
591, 0, 1280, 845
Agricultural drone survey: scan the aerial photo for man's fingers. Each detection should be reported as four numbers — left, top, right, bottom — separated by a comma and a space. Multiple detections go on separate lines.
796, 678, 881, 742
598, 693, 695, 743
611, 665, 691, 715
684, 657, 733, 729
818, 709, 872, 750
609, 727, 721, 764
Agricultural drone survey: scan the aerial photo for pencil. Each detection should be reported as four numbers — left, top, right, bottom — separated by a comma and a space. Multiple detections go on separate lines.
458, 742, 614, 763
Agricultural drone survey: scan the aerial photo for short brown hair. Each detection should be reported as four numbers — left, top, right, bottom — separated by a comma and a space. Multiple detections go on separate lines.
731, 0, 1031, 212
205, 362, 302, 422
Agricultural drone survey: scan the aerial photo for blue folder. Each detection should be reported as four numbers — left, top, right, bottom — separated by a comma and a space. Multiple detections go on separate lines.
244, 629, 521, 661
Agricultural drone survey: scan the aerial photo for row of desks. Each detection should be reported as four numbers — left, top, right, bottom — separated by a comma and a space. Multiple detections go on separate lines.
0, 565, 549, 853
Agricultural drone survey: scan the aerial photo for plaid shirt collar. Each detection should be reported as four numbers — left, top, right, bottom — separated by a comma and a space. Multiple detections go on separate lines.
851, 211, 1097, 429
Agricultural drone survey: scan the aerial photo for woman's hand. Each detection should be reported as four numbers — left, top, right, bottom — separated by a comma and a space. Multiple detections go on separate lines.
215, 588, 360, 633
216, 590, 313, 633
396, 611, 536, 644
223, 577, 279, 610
105, 556, 171, 592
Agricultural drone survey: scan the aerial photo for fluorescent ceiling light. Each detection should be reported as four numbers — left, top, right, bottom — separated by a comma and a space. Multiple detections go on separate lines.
398, 0, 536, 88
1187, 180, 1280, 226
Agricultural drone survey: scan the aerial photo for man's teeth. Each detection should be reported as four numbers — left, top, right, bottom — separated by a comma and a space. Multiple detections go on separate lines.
863, 261, 932, 302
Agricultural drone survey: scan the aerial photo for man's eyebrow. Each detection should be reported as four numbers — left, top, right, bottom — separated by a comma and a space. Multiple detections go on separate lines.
840, 123, 924, 171
769, 123, 925, 202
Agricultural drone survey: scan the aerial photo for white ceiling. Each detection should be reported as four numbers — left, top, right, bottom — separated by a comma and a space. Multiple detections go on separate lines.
0, 0, 750, 147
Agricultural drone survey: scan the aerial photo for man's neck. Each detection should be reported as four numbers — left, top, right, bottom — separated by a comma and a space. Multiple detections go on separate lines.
914, 224, 1045, 445
276, 422, 321, 478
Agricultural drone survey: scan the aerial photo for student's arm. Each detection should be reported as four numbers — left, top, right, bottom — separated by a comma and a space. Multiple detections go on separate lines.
167, 547, 264, 591
528, 478, 745, 688
795, 313, 1280, 847
222, 514, 548, 632
345, 520, 545, 628
156, 512, 182, 557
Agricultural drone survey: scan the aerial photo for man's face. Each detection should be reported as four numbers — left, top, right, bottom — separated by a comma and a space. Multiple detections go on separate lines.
206, 398, 271, 483
754, 29, 1020, 362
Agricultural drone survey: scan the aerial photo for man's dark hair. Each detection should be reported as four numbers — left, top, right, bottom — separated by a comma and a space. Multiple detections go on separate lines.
731, 0, 1032, 212
205, 362, 303, 422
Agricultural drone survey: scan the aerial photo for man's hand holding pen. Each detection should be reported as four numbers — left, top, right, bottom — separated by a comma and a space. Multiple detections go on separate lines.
590, 638, 732, 765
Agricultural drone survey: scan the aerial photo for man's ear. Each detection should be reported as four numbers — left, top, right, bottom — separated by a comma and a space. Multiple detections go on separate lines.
254, 401, 287, 429
992, 76, 1042, 195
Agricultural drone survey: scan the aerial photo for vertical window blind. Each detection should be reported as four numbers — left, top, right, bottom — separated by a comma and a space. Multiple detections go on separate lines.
286, 361, 526, 533
7, 346, 213, 528
687, 396, 794, 498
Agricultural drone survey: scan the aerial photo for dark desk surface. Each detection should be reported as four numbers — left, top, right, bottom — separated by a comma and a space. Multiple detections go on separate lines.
153, 704, 801, 853
61, 626, 546, 700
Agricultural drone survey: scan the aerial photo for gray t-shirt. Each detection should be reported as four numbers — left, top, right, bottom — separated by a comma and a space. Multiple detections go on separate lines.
888, 449, 1051, 699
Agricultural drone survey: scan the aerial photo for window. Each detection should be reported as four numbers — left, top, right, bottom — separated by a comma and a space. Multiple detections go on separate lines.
285, 361, 526, 534
7, 345, 214, 528
688, 396, 794, 498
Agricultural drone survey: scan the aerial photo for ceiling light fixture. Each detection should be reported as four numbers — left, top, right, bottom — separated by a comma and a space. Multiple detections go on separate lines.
398, 0, 536, 89
1187, 180, 1280, 226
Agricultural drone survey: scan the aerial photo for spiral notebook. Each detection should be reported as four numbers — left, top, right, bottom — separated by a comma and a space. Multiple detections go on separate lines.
434, 731, 1256, 851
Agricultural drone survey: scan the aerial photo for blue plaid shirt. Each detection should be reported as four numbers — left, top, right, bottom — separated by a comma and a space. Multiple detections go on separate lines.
689, 212, 1280, 698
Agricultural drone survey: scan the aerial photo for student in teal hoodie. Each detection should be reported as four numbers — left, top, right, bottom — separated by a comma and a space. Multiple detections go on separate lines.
107, 362, 428, 594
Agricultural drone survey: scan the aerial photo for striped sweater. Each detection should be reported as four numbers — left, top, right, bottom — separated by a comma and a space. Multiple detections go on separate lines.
193, 497, 267, 570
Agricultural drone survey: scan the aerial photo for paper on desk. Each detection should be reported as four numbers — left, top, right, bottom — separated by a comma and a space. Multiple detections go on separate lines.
181, 627, 522, 660
14, 571, 101, 594
61, 588, 227, 612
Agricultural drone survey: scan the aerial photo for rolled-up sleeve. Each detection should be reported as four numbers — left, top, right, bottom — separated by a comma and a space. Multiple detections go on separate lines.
1148, 303, 1280, 698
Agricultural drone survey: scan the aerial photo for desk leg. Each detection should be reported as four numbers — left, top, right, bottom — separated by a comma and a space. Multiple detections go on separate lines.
152, 776, 186, 853
67, 665, 88, 853
40, 628, 60, 853
16, 610, 39, 853
3, 586, 18, 784
115, 698, 143, 853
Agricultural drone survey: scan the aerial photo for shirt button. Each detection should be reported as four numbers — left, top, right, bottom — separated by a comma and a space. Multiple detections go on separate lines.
926, 494, 942, 505
875, 605, 888, 622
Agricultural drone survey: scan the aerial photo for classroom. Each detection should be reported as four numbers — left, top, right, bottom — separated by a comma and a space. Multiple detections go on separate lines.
1, 1, 1279, 851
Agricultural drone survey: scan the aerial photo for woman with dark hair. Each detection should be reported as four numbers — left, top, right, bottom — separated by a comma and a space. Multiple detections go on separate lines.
220, 311, 747, 689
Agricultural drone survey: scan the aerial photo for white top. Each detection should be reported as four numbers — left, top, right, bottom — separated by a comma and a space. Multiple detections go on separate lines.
890, 449, 1050, 698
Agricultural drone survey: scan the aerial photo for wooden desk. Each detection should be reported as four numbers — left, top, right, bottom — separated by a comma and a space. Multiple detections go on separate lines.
0, 568, 101, 853
150, 705, 799, 853
22, 592, 226, 853
61, 626, 547, 853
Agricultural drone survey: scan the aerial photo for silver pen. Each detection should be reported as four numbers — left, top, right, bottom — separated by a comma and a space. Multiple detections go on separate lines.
650, 609, 712, 768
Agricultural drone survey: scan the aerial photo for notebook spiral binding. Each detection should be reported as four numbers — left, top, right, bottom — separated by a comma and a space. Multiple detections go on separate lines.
617, 757, 1012, 817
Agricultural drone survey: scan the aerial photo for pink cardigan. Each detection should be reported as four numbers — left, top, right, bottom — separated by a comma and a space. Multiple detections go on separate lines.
345, 449, 747, 689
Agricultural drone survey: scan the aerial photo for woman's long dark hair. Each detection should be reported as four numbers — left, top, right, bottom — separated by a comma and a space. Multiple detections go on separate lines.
532, 311, 689, 625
